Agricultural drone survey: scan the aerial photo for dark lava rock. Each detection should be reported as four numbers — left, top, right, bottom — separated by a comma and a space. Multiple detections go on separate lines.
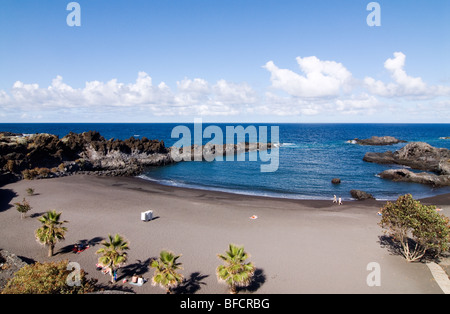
353, 136, 406, 146
0, 131, 172, 179
364, 142, 450, 175
350, 189, 375, 200
378, 169, 450, 187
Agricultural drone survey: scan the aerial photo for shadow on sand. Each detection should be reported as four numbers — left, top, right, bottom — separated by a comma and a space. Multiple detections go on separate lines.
237, 268, 266, 293
378, 235, 440, 262
378, 235, 403, 257
118, 258, 153, 281
57, 236, 105, 255
173, 272, 209, 294
0, 189, 17, 213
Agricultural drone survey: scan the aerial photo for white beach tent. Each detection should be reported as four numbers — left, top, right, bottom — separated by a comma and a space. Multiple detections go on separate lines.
141, 210, 153, 222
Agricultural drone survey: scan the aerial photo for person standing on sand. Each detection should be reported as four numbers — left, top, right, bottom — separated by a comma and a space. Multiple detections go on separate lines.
333, 195, 337, 204
338, 197, 343, 205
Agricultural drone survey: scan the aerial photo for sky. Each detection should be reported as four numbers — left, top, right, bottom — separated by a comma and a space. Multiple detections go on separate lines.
0, 0, 449, 123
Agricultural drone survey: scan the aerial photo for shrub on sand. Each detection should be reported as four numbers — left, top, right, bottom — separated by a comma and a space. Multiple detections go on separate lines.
379, 194, 450, 262
14, 198, 32, 219
1, 260, 97, 294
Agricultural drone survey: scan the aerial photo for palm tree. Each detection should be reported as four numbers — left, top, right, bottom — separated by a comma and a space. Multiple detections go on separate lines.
216, 244, 255, 294
35, 210, 68, 257
96, 234, 129, 283
150, 250, 184, 294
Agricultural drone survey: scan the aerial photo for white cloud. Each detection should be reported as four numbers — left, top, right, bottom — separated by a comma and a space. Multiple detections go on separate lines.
0, 72, 257, 120
175, 78, 211, 106
212, 79, 257, 105
334, 94, 380, 115
263, 56, 353, 98
364, 52, 450, 98
260, 56, 380, 117
1, 53, 448, 122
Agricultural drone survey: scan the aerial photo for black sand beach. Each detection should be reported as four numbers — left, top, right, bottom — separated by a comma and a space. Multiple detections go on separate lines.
1, 175, 449, 294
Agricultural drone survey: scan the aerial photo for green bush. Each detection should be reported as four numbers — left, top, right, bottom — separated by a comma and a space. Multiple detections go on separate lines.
379, 194, 450, 262
22, 167, 52, 180
22, 169, 38, 180
14, 198, 32, 219
1, 260, 98, 294
6, 160, 15, 172
37, 167, 50, 178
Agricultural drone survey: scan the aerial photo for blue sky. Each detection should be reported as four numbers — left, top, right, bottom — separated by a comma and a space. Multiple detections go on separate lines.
0, 0, 449, 122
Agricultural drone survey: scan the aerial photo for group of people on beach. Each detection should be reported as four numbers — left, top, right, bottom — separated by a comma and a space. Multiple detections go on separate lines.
72, 242, 89, 253
333, 195, 343, 205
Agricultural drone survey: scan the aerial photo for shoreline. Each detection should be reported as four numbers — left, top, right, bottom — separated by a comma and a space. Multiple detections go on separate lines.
1, 174, 448, 294
133, 174, 450, 206
118, 175, 386, 208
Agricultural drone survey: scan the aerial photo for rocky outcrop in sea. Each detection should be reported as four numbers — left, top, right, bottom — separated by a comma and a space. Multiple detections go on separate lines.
0, 131, 273, 184
348, 136, 406, 146
364, 142, 450, 186
378, 169, 450, 187
350, 189, 375, 200
0, 131, 172, 181
170, 142, 272, 161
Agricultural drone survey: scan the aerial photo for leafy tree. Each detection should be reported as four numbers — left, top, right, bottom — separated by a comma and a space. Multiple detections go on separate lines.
35, 210, 68, 257
150, 250, 184, 294
379, 194, 450, 262
14, 198, 32, 219
216, 244, 255, 294
96, 234, 129, 283
1, 260, 97, 294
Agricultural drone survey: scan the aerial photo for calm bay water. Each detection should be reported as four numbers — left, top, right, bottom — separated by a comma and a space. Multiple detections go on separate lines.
2, 123, 450, 200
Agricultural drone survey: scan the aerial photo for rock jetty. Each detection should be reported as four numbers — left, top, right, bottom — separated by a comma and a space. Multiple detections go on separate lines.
170, 142, 272, 161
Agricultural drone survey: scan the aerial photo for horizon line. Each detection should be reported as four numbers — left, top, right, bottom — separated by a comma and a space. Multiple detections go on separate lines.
0, 122, 449, 125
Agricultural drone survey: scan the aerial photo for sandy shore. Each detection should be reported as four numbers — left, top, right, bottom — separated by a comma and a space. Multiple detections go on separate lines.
1, 175, 449, 294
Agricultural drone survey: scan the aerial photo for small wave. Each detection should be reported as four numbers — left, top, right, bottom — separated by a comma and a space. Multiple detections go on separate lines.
439, 137, 449, 140
346, 140, 357, 144
138, 174, 179, 186
273, 142, 299, 148
139, 174, 337, 201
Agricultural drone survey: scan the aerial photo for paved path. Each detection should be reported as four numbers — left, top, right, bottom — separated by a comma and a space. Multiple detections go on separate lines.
427, 262, 450, 294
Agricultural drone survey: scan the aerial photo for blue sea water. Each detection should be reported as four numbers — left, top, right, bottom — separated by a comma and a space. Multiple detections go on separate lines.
2, 123, 450, 201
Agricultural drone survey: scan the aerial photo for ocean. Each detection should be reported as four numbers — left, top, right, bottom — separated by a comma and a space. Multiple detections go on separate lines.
2, 123, 450, 201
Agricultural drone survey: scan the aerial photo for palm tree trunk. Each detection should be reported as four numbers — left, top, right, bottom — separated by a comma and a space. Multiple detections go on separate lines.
48, 244, 54, 257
